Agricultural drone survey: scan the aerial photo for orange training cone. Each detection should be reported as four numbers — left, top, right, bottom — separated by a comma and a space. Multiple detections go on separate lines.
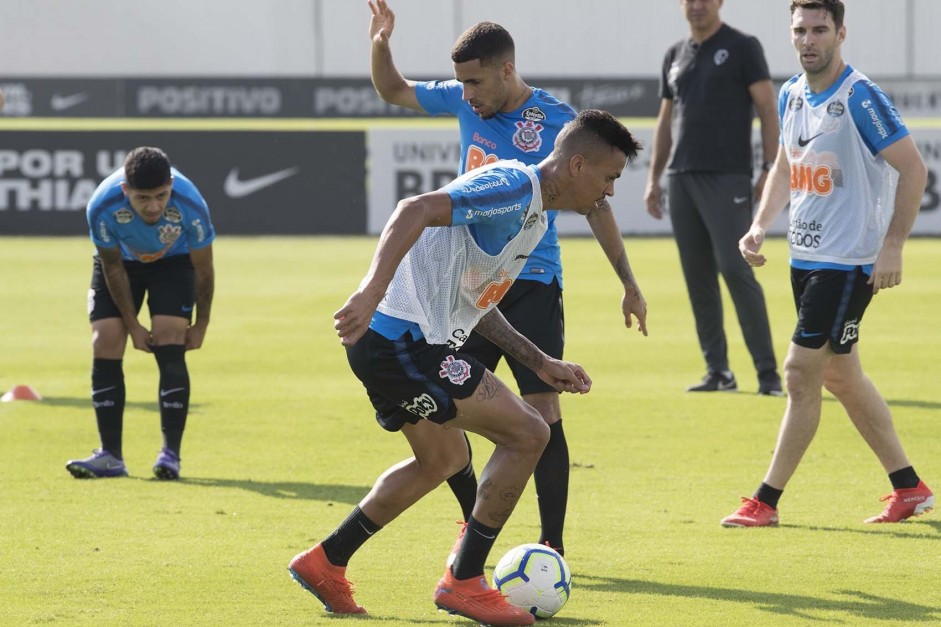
1, 385, 43, 402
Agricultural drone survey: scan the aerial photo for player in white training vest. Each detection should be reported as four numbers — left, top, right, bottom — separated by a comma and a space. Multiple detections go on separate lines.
721, 0, 933, 528
288, 110, 642, 626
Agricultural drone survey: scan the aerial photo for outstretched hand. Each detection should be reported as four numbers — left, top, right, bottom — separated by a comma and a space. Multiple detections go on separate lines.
538, 359, 592, 394
368, 0, 396, 44
622, 287, 648, 336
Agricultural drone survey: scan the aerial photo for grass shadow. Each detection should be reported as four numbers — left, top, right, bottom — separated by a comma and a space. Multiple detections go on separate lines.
820, 396, 941, 411
577, 575, 941, 622
782, 519, 940, 539
181, 476, 368, 504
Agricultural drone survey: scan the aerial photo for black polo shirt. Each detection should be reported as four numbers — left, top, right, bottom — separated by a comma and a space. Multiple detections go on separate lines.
660, 23, 770, 175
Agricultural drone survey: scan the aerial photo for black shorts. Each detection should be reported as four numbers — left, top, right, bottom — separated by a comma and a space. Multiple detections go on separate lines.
88, 254, 195, 323
346, 329, 487, 432
791, 267, 873, 354
460, 278, 563, 395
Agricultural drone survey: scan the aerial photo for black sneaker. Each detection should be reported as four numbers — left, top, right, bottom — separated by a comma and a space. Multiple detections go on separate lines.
686, 371, 737, 392
758, 370, 784, 396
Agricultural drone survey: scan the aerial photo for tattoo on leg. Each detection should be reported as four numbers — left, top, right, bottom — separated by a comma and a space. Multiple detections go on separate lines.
487, 507, 514, 526
478, 478, 494, 501
475, 371, 501, 402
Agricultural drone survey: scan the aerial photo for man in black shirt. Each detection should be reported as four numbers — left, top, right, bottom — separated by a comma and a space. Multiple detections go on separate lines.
645, 0, 782, 395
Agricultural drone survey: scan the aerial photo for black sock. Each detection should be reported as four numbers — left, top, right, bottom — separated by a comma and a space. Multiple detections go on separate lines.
754, 483, 783, 509
446, 433, 477, 522
535, 420, 569, 555
889, 466, 920, 490
321, 506, 382, 567
153, 345, 189, 456
92, 358, 125, 459
451, 516, 501, 580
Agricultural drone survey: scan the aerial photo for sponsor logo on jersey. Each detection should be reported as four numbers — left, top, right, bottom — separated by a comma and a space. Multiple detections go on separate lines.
522, 107, 546, 123
192, 218, 207, 242
788, 216, 824, 249
827, 101, 845, 117
861, 99, 890, 139
840, 318, 860, 344
523, 212, 539, 230
789, 96, 804, 111
466, 145, 499, 171
513, 120, 543, 153
790, 162, 834, 196
461, 178, 510, 194
468, 203, 523, 219
400, 393, 439, 419
98, 220, 110, 243
472, 132, 498, 150
797, 132, 824, 148
714, 49, 729, 66
439, 355, 472, 385
114, 207, 134, 224
163, 206, 182, 223
158, 223, 182, 245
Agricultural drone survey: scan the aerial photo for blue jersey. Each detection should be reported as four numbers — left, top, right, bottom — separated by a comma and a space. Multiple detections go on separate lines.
87, 167, 215, 262
416, 80, 576, 286
371, 161, 540, 341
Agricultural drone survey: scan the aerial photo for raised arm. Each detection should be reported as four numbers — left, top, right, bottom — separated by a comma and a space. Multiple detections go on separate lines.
368, 0, 422, 111
586, 200, 648, 335
474, 307, 591, 394
334, 191, 452, 345
870, 135, 928, 293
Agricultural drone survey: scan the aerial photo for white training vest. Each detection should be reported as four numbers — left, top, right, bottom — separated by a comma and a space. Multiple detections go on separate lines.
375, 163, 548, 349
782, 69, 897, 264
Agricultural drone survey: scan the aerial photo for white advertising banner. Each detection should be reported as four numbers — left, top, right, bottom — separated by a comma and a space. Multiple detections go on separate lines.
367, 126, 941, 236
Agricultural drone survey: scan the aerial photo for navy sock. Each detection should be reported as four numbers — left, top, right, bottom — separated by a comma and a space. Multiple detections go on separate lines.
535, 420, 569, 555
92, 358, 125, 459
322, 506, 382, 567
889, 466, 920, 490
446, 433, 477, 522
153, 344, 189, 456
754, 483, 783, 509
451, 516, 501, 580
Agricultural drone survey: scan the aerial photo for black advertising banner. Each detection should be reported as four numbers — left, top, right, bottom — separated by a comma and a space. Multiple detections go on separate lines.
0, 131, 366, 235
1, 77, 662, 118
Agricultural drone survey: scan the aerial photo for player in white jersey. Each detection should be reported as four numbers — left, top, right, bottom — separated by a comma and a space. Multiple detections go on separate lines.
288, 110, 641, 626
721, 0, 933, 528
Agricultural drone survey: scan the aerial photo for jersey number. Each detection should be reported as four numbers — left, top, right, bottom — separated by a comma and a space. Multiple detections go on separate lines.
476, 279, 513, 309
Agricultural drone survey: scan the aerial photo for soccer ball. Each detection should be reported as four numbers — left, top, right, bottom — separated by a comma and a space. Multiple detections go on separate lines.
492, 543, 572, 619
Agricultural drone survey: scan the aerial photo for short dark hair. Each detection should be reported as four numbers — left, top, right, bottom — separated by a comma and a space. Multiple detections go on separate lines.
124, 146, 172, 190
451, 22, 514, 66
790, 0, 845, 30
557, 109, 642, 164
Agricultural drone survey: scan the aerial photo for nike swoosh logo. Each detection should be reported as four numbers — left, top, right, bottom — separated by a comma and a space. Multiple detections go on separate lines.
51, 92, 89, 111
358, 521, 377, 535
800, 331, 824, 338
472, 529, 496, 540
160, 387, 186, 397
91, 386, 117, 396
181, 305, 194, 312
733, 196, 749, 204
797, 132, 824, 147
223, 167, 299, 198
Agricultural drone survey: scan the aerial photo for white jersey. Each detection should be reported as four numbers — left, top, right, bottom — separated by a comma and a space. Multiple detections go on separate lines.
374, 161, 548, 348
780, 66, 908, 265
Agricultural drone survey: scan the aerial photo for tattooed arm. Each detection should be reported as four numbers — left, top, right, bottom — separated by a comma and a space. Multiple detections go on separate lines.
474, 307, 591, 394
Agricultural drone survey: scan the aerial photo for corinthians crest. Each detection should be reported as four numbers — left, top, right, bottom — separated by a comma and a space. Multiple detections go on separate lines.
513, 120, 543, 153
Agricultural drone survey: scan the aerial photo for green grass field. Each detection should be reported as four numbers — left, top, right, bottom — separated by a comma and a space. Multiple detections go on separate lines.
1, 236, 939, 626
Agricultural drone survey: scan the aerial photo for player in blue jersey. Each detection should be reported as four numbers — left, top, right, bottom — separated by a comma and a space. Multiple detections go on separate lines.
721, 0, 933, 527
66, 146, 216, 481
288, 110, 641, 625
367, 0, 647, 559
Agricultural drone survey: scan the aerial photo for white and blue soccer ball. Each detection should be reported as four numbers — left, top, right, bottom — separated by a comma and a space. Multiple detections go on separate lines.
492, 543, 572, 619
